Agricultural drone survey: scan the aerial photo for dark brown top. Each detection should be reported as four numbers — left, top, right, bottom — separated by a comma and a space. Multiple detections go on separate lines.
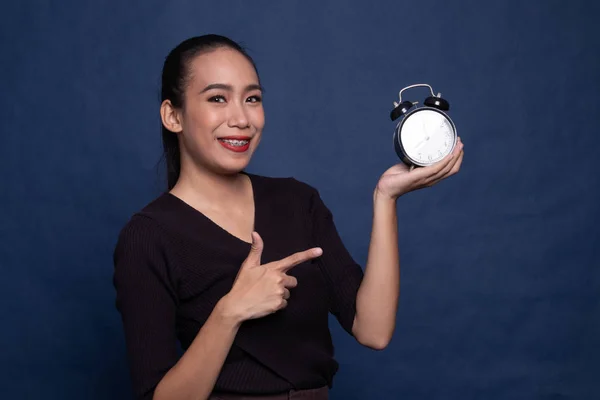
113, 173, 364, 399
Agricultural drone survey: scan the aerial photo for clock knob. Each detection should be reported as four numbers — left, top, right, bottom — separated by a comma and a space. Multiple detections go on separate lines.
424, 95, 450, 111
390, 100, 415, 121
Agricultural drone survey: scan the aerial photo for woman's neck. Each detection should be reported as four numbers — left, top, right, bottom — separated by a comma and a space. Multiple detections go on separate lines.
170, 165, 250, 211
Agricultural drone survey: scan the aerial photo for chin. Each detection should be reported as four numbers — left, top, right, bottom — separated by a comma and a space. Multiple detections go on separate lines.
216, 160, 251, 176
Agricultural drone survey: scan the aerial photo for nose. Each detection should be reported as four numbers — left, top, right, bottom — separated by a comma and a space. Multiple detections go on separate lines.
227, 101, 250, 129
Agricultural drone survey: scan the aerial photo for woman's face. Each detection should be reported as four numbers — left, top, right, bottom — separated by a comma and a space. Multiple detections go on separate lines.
177, 47, 264, 176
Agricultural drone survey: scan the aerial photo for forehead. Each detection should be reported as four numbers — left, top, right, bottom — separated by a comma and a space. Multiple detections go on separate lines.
187, 48, 259, 88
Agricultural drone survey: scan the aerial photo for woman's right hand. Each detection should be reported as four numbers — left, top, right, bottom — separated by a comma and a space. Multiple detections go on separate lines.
221, 232, 323, 322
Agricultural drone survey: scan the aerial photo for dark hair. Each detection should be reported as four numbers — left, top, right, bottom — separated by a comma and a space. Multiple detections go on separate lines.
160, 34, 259, 190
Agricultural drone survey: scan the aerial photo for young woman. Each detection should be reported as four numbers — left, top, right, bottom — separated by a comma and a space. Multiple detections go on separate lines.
113, 34, 464, 400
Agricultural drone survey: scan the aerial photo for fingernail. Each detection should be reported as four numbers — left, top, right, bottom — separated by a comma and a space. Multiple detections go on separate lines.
314, 248, 323, 256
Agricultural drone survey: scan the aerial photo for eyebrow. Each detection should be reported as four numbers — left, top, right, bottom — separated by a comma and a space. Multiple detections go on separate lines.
199, 83, 264, 94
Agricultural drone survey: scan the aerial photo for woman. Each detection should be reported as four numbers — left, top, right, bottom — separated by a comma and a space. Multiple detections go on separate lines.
113, 34, 464, 400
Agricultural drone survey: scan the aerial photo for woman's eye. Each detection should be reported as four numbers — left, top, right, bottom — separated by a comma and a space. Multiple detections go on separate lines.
208, 95, 226, 103
247, 95, 262, 103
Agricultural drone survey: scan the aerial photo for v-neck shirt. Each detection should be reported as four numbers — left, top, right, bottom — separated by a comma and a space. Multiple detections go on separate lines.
113, 173, 364, 399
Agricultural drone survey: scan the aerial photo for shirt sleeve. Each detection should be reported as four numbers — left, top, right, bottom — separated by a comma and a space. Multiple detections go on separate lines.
308, 187, 364, 336
113, 215, 179, 400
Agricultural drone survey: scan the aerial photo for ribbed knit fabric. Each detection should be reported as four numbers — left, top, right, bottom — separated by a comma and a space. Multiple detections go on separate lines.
113, 173, 364, 400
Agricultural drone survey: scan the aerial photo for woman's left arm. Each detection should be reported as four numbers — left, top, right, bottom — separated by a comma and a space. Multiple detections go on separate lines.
353, 138, 464, 349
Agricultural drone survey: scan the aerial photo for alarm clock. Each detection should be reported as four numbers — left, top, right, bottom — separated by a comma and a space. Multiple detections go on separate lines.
390, 83, 457, 168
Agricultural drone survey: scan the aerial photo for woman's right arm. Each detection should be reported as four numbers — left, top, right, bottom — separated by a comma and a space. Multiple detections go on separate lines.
114, 216, 246, 400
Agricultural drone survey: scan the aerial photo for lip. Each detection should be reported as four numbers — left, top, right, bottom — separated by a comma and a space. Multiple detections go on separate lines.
218, 136, 252, 140
217, 136, 252, 153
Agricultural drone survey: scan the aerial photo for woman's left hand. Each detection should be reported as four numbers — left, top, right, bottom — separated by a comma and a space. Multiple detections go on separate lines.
375, 137, 464, 200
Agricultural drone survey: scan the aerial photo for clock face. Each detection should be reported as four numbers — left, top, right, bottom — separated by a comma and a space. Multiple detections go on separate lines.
399, 108, 456, 165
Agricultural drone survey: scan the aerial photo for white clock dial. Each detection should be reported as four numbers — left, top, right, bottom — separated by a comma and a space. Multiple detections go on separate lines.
400, 109, 455, 165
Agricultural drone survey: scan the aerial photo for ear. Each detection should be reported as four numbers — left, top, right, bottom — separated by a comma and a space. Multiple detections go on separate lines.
160, 100, 183, 133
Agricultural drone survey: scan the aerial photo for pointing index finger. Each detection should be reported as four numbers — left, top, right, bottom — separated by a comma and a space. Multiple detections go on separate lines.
272, 247, 323, 272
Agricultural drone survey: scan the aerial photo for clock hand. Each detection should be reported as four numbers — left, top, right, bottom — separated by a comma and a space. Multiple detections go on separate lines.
414, 135, 430, 150
414, 119, 431, 149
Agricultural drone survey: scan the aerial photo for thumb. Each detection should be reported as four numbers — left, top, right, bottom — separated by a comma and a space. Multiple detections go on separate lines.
243, 231, 263, 268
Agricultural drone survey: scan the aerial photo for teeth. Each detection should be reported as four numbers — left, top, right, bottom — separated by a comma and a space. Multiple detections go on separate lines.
221, 139, 249, 146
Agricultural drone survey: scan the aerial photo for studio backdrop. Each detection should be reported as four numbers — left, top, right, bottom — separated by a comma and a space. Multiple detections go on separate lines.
1, 1, 599, 399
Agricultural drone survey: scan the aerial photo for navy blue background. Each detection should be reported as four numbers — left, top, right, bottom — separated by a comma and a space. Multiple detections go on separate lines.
1, 1, 599, 399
